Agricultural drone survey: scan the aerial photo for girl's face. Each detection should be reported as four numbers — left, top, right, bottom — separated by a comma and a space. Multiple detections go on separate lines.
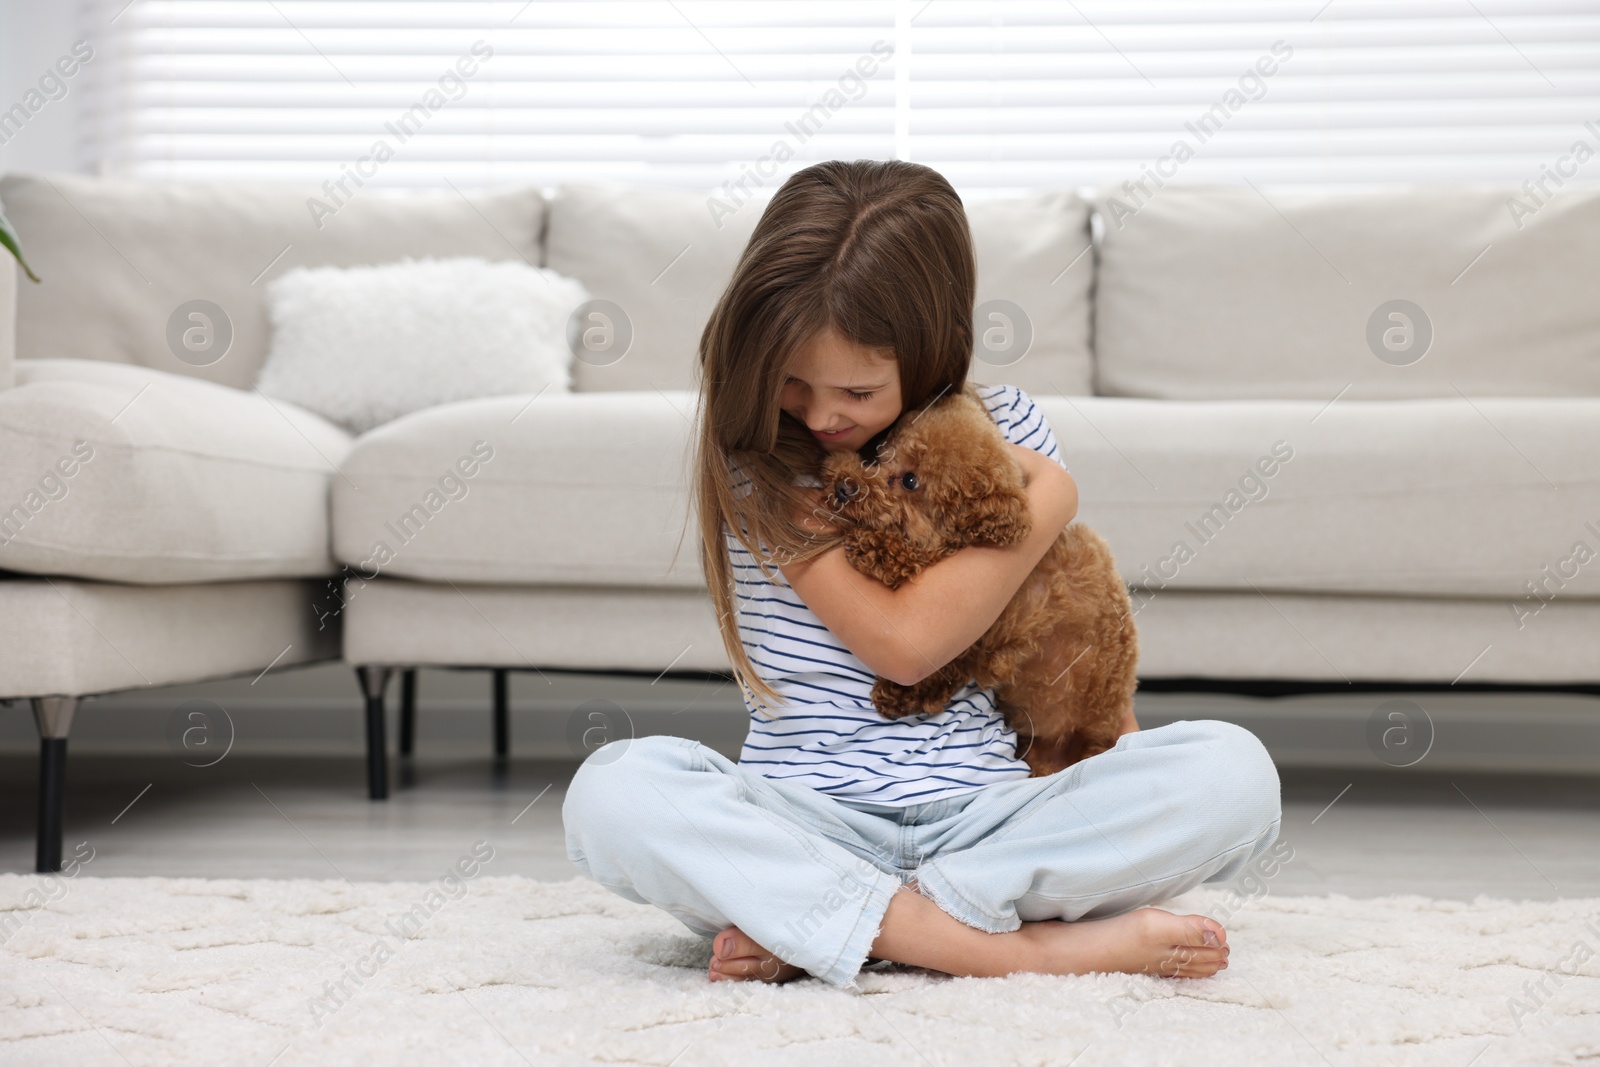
780, 324, 903, 454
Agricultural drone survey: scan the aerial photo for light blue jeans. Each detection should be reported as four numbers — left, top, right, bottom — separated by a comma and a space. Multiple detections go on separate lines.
562, 719, 1282, 991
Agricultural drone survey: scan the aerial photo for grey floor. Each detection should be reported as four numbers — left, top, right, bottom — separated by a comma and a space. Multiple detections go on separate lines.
2, 665, 1598, 902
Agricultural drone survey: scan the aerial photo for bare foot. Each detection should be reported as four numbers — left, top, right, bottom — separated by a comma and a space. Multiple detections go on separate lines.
1014, 907, 1229, 979
707, 925, 807, 984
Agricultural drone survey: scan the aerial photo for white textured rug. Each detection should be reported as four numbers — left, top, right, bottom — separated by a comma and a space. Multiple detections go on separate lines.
3, 872, 1597, 1066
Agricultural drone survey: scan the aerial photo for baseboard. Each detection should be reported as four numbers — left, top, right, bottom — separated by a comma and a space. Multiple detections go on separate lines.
1, 663, 1596, 774
1131, 690, 1600, 775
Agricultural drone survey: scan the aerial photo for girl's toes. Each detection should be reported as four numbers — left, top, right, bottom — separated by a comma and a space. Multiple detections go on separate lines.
1152, 946, 1223, 977
707, 925, 804, 983
714, 926, 757, 960
709, 955, 804, 983
1150, 946, 1218, 978
1183, 915, 1228, 948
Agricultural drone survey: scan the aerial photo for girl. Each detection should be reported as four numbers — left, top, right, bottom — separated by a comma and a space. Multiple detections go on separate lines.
562, 160, 1282, 991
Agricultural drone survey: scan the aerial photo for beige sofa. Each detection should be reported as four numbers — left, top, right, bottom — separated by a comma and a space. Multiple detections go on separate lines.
3, 173, 1598, 873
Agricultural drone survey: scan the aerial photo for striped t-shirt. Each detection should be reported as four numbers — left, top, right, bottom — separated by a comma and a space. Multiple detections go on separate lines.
726, 383, 1069, 807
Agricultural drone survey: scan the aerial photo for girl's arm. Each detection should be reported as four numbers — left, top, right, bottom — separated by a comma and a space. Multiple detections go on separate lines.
778, 443, 1078, 687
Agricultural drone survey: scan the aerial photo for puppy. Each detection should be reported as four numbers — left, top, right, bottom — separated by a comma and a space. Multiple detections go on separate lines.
817, 383, 1139, 777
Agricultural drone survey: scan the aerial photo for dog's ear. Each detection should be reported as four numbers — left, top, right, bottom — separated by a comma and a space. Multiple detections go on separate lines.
843, 526, 935, 590
950, 483, 1032, 548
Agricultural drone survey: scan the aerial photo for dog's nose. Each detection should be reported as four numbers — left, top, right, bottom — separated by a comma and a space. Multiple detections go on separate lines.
833, 480, 857, 506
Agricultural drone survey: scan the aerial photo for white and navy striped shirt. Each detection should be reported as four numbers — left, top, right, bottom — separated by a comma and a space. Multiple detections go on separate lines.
726, 383, 1068, 807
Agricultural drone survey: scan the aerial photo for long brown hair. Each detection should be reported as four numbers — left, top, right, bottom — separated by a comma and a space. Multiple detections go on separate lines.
673, 160, 977, 718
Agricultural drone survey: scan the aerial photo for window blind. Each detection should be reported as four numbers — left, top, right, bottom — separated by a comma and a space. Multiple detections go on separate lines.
83, 0, 1600, 193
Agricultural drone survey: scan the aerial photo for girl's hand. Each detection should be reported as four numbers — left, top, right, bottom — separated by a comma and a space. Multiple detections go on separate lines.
1008, 442, 1079, 536
1008, 442, 1051, 487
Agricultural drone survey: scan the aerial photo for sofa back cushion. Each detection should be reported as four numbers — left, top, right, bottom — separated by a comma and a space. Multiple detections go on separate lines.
545, 182, 1095, 396
1091, 185, 1600, 399
544, 181, 767, 394
967, 190, 1094, 397
0, 172, 545, 391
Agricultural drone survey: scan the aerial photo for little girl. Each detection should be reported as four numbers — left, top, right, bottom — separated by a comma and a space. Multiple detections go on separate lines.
563, 159, 1283, 991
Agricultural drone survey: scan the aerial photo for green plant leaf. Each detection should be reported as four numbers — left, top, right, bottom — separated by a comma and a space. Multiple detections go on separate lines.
0, 204, 41, 283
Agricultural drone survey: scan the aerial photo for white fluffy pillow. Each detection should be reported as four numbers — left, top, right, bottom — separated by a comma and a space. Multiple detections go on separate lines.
256, 256, 588, 434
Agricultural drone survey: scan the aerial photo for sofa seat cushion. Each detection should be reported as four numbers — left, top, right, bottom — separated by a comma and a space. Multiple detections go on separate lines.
1037, 394, 1600, 600
331, 390, 704, 587
0, 359, 352, 583
335, 387, 1599, 602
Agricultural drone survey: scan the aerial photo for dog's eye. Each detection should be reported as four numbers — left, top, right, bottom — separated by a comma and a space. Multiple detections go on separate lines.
899, 472, 919, 491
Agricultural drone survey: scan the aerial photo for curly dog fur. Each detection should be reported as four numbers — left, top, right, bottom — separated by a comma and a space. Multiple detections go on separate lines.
818, 383, 1140, 777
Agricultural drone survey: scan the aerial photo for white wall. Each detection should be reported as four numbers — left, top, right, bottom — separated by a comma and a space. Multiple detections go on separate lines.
0, 0, 92, 174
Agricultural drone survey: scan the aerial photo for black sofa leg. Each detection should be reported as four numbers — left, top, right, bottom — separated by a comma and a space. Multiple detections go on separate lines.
399, 668, 417, 757
37, 740, 67, 873
356, 666, 392, 800
493, 668, 509, 759
32, 696, 77, 873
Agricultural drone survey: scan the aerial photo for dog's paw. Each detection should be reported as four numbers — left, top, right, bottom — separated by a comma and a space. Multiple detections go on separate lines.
870, 679, 932, 720
952, 485, 1032, 548
872, 676, 964, 720
844, 530, 928, 589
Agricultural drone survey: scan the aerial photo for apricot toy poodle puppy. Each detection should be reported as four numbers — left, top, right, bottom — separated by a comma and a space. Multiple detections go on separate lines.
818, 383, 1140, 777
